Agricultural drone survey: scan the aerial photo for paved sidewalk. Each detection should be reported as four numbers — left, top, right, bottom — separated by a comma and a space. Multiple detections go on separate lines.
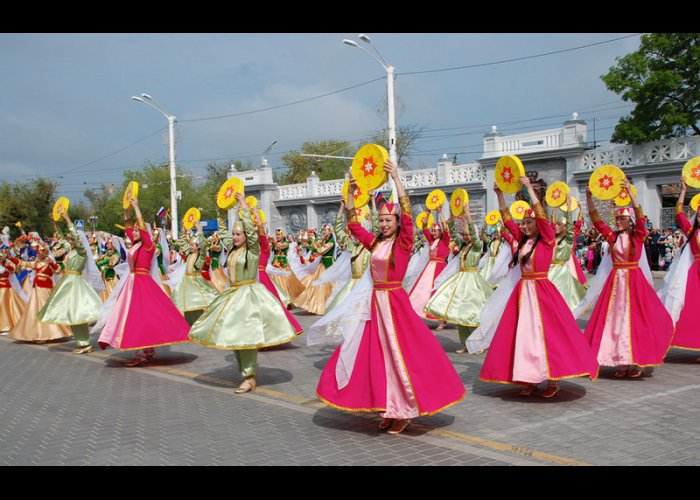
1, 276, 699, 466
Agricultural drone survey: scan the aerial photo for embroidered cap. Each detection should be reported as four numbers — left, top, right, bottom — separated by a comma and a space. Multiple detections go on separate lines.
379, 202, 399, 216
616, 207, 632, 218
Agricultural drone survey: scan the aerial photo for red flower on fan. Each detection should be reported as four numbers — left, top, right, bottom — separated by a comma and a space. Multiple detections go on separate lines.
224, 187, 233, 199
501, 167, 514, 183
599, 175, 614, 190
552, 189, 561, 200
361, 156, 377, 177
691, 166, 700, 181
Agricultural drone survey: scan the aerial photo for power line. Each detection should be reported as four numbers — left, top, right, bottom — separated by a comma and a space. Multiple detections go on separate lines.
179, 77, 386, 123
398, 34, 643, 76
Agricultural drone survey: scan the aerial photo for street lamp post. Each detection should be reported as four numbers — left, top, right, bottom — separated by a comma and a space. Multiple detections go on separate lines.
131, 93, 179, 239
343, 34, 398, 166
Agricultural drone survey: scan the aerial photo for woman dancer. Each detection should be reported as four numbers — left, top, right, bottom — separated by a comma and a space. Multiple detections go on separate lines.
37, 208, 103, 354
269, 228, 305, 306
479, 177, 599, 398
312, 161, 465, 435
425, 203, 493, 353
96, 238, 121, 302
97, 200, 190, 366
9, 243, 70, 342
548, 196, 587, 311
291, 224, 336, 315
579, 180, 673, 378
0, 251, 26, 332
188, 194, 297, 393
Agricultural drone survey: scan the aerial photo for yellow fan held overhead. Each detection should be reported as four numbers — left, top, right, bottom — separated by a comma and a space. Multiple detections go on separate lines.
450, 189, 468, 217
559, 197, 580, 213
416, 212, 435, 230
485, 210, 501, 226
545, 182, 570, 208
425, 189, 447, 211
495, 155, 526, 194
341, 179, 370, 208
351, 144, 389, 192
589, 164, 624, 201
509, 200, 531, 221
690, 193, 700, 213
217, 177, 245, 210
183, 208, 201, 230
52, 197, 70, 222
122, 181, 139, 210
682, 157, 700, 189
613, 184, 637, 207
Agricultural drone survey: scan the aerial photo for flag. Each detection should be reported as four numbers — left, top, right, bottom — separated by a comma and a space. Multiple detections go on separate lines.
156, 207, 167, 220
374, 191, 387, 207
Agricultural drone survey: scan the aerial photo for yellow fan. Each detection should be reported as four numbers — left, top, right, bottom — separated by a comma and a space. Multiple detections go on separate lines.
245, 195, 258, 209
545, 182, 570, 208
341, 179, 370, 208
183, 207, 201, 230
589, 164, 624, 201
450, 189, 468, 217
559, 197, 580, 213
416, 212, 435, 230
257, 209, 266, 225
613, 184, 637, 207
495, 155, 526, 194
351, 144, 389, 192
217, 177, 244, 210
682, 157, 700, 189
356, 204, 371, 222
425, 189, 447, 211
122, 181, 139, 210
509, 200, 531, 221
690, 193, 700, 212
52, 197, 70, 222
485, 210, 501, 226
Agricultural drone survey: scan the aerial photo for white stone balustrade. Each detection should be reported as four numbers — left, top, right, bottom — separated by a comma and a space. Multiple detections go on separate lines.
579, 136, 698, 170
279, 183, 307, 199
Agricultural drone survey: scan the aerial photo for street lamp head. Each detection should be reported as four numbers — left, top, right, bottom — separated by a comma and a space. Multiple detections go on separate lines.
131, 96, 145, 102
140, 93, 153, 100
342, 39, 359, 47
358, 34, 372, 43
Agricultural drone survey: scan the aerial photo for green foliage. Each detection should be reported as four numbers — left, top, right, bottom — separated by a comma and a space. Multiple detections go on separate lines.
280, 140, 354, 185
0, 177, 60, 238
601, 33, 700, 144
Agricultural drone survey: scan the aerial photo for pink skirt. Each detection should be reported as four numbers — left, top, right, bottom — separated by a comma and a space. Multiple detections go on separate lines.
98, 274, 190, 350
670, 261, 700, 350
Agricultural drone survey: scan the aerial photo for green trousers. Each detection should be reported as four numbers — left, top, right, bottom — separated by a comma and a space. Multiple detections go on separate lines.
185, 310, 204, 326
234, 349, 258, 378
71, 324, 91, 347
458, 325, 476, 345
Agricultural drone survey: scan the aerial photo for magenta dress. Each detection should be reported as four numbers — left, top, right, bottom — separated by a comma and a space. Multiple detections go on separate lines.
408, 226, 450, 318
98, 224, 190, 350
316, 206, 466, 419
585, 212, 674, 367
669, 211, 700, 350
480, 206, 599, 384
258, 232, 303, 335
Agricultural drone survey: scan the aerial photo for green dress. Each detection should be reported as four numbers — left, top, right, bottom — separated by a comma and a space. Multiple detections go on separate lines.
425, 221, 493, 327
188, 208, 298, 350
547, 211, 587, 311
170, 233, 219, 313
37, 223, 103, 325
325, 215, 371, 313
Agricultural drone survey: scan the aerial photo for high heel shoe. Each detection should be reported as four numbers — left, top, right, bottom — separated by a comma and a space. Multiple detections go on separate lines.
519, 384, 537, 397
387, 419, 411, 435
541, 383, 560, 399
378, 418, 394, 431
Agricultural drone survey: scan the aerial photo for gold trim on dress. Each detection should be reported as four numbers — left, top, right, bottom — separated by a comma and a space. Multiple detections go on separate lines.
188, 335, 297, 351
589, 209, 602, 224
500, 208, 512, 223
347, 207, 358, 224
676, 203, 685, 215
63, 270, 82, 276
634, 206, 644, 220
533, 202, 546, 219
398, 195, 412, 217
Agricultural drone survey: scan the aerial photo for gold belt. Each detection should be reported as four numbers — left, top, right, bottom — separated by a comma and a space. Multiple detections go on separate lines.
230, 279, 256, 288
430, 258, 444, 262
132, 269, 150, 275
521, 272, 549, 281
613, 262, 639, 270
63, 270, 81, 275
551, 260, 567, 265
374, 280, 402, 291
351, 274, 363, 279
461, 267, 478, 272
185, 272, 202, 276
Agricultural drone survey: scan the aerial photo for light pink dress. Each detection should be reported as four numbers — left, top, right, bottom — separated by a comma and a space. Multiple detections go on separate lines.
408, 227, 450, 318
668, 212, 700, 350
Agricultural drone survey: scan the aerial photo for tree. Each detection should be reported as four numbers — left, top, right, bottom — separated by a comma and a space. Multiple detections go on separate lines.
0, 177, 60, 238
366, 124, 425, 169
601, 33, 700, 144
279, 140, 353, 184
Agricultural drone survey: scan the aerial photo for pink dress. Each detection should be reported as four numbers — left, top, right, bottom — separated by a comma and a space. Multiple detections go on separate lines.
98, 225, 190, 350
669, 212, 700, 350
408, 226, 450, 318
585, 213, 674, 367
572, 219, 587, 285
480, 207, 599, 384
316, 209, 466, 418
258, 232, 303, 335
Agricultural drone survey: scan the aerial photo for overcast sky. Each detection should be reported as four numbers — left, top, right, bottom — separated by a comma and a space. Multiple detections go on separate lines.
0, 33, 643, 199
